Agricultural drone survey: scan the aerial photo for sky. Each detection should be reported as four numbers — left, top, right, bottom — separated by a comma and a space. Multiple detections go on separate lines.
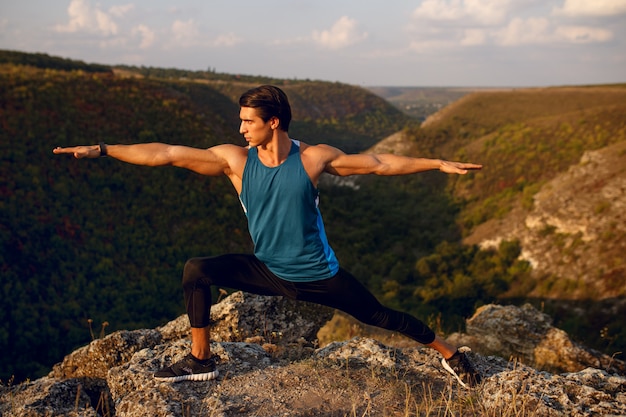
1, 0, 625, 87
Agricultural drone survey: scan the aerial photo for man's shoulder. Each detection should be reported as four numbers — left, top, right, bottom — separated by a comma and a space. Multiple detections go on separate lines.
210, 143, 249, 171
299, 142, 338, 154
212, 143, 249, 158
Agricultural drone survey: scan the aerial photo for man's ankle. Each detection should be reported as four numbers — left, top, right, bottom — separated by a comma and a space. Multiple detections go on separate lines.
191, 352, 212, 362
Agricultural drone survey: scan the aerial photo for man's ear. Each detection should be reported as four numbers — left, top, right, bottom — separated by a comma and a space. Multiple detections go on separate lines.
270, 116, 280, 130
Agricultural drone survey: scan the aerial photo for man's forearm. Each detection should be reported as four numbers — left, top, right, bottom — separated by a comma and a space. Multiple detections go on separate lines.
375, 154, 442, 175
375, 154, 481, 176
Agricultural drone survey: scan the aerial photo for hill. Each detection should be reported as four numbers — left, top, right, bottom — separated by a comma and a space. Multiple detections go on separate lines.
417, 87, 626, 299
0, 50, 413, 383
1, 49, 624, 385
368, 85, 626, 360
370, 86, 626, 293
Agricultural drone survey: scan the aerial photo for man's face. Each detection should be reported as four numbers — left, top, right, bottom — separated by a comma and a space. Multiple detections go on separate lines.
239, 107, 274, 147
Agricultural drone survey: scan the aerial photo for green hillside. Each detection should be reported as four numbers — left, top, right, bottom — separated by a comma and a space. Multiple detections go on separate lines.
417, 87, 626, 231
2, 50, 624, 383
395, 86, 626, 358
0, 52, 418, 382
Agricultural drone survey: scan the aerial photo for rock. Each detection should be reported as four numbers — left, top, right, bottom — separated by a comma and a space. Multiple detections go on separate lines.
316, 337, 407, 369
49, 329, 163, 380
479, 359, 626, 417
454, 303, 626, 375
0, 377, 110, 417
107, 340, 272, 417
49, 292, 332, 382
209, 291, 333, 347
3, 297, 626, 416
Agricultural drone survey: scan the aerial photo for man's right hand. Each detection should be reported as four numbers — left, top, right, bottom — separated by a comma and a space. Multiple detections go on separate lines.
53, 145, 102, 159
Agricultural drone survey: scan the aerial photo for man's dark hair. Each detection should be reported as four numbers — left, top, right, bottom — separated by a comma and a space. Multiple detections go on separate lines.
239, 85, 292, 132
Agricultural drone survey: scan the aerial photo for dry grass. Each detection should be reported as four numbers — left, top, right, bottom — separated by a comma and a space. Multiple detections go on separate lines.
315, 313, 546, 417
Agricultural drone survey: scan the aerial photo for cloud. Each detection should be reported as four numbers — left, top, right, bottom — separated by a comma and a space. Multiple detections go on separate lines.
109, 4, 135, 18
553, 0, 626, 17
132, 24, 155, 49
167, 19, 241, 49
496, 17, 614, 45
312, 16, 368, 49
412, 0, 466, 21
171, 19, 200, 46
407, 0, 620, 51
496, 17, 551, 45
413, 0, 513, 25
55, 0, 132, 36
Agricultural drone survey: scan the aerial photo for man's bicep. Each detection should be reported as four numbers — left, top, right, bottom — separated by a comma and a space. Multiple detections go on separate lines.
326, 152, 381, 176
170, 145, 234, 176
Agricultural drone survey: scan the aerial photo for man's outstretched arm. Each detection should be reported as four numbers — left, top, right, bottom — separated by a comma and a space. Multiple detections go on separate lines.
318, 145, 482, 177
53, 142, 239, 177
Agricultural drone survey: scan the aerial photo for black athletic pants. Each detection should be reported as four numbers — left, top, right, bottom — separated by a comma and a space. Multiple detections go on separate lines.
182, 254, 436, 345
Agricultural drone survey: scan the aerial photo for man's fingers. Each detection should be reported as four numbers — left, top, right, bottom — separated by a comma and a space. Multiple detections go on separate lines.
53, 146, 88, 158
441, 161, 482, 174
53, 147, 74, 154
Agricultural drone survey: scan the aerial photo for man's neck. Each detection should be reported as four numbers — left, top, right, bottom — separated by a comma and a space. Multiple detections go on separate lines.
256, 132, 291, 167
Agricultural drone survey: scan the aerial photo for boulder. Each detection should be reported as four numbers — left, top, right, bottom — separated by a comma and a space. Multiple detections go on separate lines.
452, 303, 626, 374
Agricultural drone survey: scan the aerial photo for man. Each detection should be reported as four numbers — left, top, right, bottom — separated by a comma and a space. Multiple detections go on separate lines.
54, 85, 483, 388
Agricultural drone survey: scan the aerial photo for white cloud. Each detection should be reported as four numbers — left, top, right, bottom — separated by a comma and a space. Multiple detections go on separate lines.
553, 0, 626, 17
167, 19, 240, 49
496, 16, 551, 45
407, 0, 620, 51
496, 16, 614, 45
132, 24, 155, 49
109, 4, 135, 18
171, 19, 200, 46
413, 0, 465, 21
413, 0, 513, 25
312, 16, 368, 50
55, 0, 120, 36
466, 0, 512, 24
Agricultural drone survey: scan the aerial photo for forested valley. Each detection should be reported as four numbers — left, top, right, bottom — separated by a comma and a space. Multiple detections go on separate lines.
1, 50, 624, 382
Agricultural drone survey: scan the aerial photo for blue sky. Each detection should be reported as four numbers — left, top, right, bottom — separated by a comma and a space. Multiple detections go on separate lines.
1, 0, 625, 86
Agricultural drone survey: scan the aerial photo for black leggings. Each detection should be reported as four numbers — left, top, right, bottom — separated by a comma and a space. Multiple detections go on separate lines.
182, 254, 436, 344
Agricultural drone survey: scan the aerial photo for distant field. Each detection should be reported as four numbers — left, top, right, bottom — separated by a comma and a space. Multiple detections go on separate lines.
366, 86, 511, 120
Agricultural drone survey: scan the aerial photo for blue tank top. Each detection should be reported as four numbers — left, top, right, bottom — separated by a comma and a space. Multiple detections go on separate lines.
240, 140, 339, 282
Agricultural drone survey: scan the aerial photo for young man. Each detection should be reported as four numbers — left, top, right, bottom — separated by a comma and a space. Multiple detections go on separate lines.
54, 85, 483, 388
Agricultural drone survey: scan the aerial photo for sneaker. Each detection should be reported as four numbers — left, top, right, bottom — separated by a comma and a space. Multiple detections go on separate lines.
154, 353, 219, 382
441, 347, 482, 389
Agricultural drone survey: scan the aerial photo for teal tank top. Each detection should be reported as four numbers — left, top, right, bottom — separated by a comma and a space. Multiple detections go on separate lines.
240, 140, 339, 282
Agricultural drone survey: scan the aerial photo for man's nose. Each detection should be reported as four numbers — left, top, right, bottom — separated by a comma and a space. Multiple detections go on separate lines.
239, 122, 246, 134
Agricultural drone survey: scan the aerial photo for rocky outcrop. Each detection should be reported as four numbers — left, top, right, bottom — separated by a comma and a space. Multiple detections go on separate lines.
466, 140, 626, 299
449, 303, 626, 375
2, 296, 625, 417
